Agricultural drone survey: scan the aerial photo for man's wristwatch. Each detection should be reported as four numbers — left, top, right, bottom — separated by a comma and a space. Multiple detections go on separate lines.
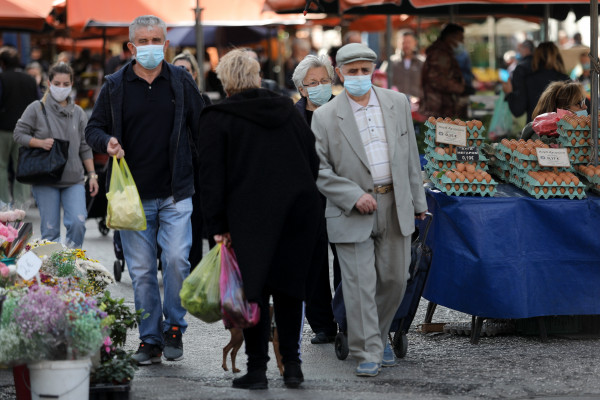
88, 171, 99, 180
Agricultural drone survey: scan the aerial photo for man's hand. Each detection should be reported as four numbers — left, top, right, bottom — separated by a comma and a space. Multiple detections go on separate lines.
107, 137, 125, 158
415, 211, 428, 220
355, 194, 377, 215
214, 232, 232, 248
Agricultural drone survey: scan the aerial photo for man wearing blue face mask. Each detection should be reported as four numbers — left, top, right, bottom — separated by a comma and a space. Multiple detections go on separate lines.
85, 15, 207, 366
311, 43, 428, 377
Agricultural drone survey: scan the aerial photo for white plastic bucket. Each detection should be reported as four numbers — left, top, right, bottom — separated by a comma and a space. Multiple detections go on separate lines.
28, 358, 91, 400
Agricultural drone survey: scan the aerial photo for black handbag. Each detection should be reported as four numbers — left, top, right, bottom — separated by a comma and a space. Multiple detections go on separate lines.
16, 101, 69, 185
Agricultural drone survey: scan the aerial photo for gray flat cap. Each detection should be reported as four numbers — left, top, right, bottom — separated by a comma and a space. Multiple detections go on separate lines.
336, 43, 377, 66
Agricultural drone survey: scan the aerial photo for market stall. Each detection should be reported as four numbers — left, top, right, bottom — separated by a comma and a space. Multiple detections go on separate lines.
422, 183, 600, 321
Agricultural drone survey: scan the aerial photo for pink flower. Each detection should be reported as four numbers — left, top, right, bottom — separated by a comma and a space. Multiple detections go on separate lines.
0, 263, 8, 277
103, 336, 113, 353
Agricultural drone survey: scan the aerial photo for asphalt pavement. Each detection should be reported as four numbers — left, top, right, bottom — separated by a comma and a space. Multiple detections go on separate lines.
1, 207, 600, 399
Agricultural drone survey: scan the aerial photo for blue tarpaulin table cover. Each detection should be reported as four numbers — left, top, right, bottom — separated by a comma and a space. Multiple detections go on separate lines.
422, 184, 600, 319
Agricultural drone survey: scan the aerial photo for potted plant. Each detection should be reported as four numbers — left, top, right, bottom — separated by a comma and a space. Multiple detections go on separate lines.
0, 283, 107, 400
89, 290, 146, 400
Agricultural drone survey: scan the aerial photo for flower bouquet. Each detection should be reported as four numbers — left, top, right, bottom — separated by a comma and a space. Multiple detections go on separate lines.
0, 284, 108, 365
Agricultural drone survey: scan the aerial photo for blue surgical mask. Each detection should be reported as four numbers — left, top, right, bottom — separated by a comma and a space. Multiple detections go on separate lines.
343, 74, 372, 97
134, 44, 164, 70
582, 62, 591, 70
515, 53, 522, 61
575, 109, 588, 117
306, 83, 332, 106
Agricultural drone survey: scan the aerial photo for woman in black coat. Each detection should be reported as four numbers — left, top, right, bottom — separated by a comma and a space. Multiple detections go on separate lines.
198, 49, 325, 390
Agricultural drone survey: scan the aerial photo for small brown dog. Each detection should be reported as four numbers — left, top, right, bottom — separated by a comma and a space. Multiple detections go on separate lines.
222, 306, 284, 375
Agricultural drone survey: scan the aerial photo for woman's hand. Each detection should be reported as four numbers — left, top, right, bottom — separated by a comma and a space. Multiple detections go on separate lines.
88, 176, 99, 197
30, 137, 54, 150
214, 232, 232, 248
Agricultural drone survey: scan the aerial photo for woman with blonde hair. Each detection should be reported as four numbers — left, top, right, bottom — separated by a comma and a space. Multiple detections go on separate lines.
521, 80, 587, 140
198, 49, 324, 390
172, 51, 202, 87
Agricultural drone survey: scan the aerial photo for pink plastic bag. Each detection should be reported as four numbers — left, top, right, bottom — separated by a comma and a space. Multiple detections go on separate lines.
532, 112, 560, 137
219, 245, 260, 329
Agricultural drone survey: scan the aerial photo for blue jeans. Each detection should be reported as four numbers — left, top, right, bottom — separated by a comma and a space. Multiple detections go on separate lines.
31, 184, 87, 248
120, 196, 192, 346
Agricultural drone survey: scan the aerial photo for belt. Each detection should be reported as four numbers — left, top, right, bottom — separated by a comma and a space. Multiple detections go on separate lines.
373, 183, 394, 194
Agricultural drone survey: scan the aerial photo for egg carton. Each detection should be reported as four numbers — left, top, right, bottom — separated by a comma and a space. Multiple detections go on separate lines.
565, 147, 591, 165
490, 166, 511, 182
557, 119, 591, 132
424, 126, 485, 145
424, 156, 490, 173
521, 173, 585, 189
431, 175, 497, 197
574, 169, 600, 186
520, 181, 586, 199
490, 158, 511, 171
509, 173, 524, 187
557, 135, 592, 148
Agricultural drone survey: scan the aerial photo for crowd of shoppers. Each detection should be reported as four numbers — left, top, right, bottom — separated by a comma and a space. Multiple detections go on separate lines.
3, 13, 589, 391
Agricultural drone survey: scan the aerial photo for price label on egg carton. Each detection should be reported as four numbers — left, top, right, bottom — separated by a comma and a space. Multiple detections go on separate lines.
435, 122, 467, 147
536, 148, 571, 168
455, 146, 479, 162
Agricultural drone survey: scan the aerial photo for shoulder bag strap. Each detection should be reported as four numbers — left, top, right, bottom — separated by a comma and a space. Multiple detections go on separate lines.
39, 100, 53, 137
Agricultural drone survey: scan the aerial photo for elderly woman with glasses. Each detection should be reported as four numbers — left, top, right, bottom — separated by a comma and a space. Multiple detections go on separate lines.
292, 54, 340, 345
292, 54, 335, 125
520, 80, 588, 140
198, 49, 325, 390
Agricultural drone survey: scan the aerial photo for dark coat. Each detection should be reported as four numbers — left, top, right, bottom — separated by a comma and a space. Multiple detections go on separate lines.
85, 61, 207, 202
198, 88, 325, 301
523, 69, 570, 122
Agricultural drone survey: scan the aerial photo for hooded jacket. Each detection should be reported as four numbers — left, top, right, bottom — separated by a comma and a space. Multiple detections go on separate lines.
84, 61, 206, 201
198, 88, 325, 301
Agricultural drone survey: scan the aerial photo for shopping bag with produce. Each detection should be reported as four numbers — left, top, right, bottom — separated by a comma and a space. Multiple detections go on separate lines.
106, 156, 146, 231
180, 244, 222, 323
220, 245, 260, 329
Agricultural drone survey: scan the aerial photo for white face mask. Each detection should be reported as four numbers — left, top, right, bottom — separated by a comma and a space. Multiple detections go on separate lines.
50, 85, 71, 102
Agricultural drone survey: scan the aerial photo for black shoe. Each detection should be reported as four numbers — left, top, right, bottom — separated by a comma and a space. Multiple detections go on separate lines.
163, 326, 183, 361
131, 342, 162, 366
283, 362, 304, 388
232, 370, 268, 390
310, 332, 335, 344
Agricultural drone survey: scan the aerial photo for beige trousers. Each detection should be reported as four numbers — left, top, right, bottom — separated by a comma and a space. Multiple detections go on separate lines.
335, 191, 411, 365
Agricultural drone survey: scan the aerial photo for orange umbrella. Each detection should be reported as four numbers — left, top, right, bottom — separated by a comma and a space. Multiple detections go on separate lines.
0, 0, 55, 31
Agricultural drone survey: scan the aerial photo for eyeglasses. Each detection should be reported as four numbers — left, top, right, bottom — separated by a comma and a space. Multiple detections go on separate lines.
578, 98, 586, 108
302, 78, 332, 88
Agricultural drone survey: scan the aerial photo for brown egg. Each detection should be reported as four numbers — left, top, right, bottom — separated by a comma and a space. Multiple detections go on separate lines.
534, 187, 540, 194
454, 184, 461, 190
571, 138, 577, 146
428, 116, 436, 124
479, 162, 486, 169
531, 161, 537, 168
456, 172, 465, 181
586, 168, 594, 177
463, 184, 469, 191
457, 120, 466, 126
501, 138, 510, 147
563, 175, 572, 185
522, 161, 528, 168
555, 176, 563, 185
521, 147, 531, 156
444, 117, 453, 123
435, 147, 445, 155
559, 187, 566, 194
505, 154, 511, 161
574, 147, 580, 154
436, 117, 444, 123
466, 164, 476, 173
456, 163, 466, 172
480, 185, 486, 191
446, 171, 457, 182
577, 187, 583, 194
484, 175, 491, 183
474, 120, 483, 129
542, 187, 549, 194
580, 138, 587, 145
466, 120, 474, 129
454, 118, 462, 125
464, 172, 475, 182
471, 184, 478, 191
438, 161, 444, 168
445, 147, 452, 155
473, 131, 479, 138
446, 184, 452, 191
476, 140, 482, 146
568, 187, 574, 194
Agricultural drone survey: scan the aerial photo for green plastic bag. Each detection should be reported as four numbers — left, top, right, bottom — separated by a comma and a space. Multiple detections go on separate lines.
180, 244, 222, 323
106, 156, 146, 231
488, 90, 514, 140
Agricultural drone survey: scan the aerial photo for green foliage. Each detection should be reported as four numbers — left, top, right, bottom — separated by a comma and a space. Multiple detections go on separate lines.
97, 290, 147, 348
91, 348, 138, 384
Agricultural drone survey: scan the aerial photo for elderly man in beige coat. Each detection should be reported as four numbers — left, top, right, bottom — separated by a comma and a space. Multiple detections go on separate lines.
311, 43, 427, 377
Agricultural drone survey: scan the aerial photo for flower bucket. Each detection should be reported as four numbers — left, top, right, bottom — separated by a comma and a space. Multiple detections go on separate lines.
28, 358, 91, 400
12, 364, 31, 400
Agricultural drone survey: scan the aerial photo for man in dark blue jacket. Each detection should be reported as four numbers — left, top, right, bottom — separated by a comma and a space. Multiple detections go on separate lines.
85, 15, 206, 365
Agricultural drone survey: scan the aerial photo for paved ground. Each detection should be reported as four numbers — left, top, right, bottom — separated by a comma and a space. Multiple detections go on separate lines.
1, 207, 600, 399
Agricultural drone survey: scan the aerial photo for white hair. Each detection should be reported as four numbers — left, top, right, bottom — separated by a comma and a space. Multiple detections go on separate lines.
291, 54, 335, 91
129, 15, 167, 42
